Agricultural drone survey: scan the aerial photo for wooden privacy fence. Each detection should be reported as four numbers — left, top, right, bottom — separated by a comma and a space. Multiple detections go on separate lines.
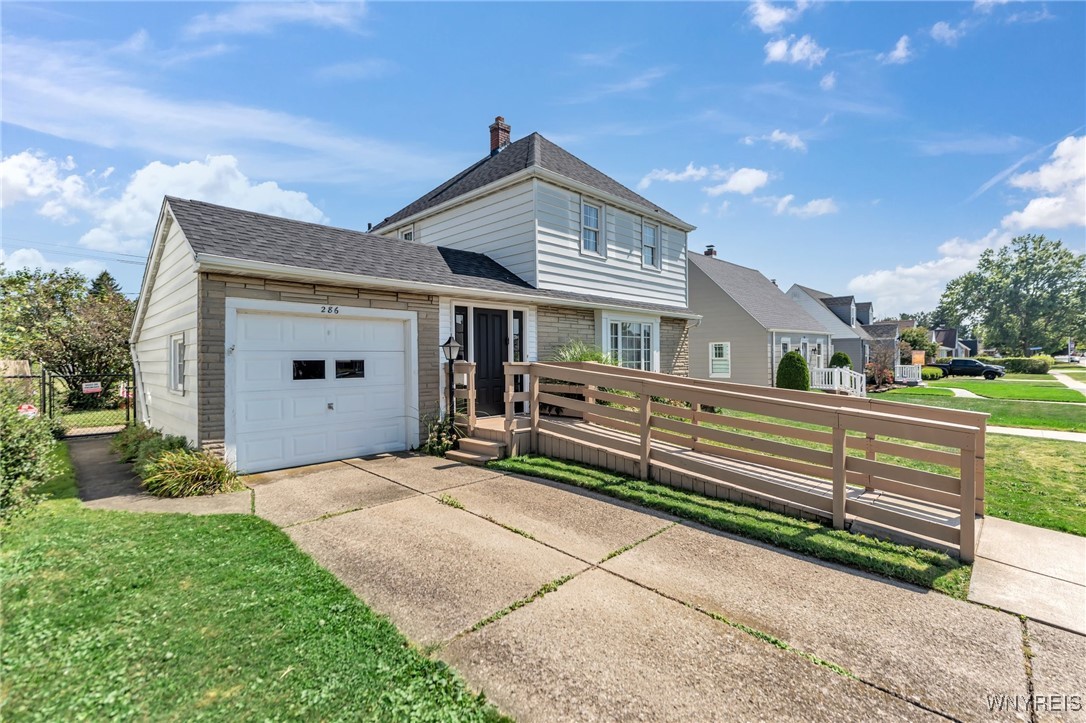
496, 361, 987, 562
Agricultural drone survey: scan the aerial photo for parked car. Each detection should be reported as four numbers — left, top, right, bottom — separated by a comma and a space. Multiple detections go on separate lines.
930, 358, 1006, 380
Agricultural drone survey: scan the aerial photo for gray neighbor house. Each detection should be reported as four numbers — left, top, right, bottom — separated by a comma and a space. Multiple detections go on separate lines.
688, 249, 832, 386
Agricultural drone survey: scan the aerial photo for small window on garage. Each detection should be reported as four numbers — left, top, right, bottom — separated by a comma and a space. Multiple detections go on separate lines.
335, 360, 365, 379
292, 360, 326, 380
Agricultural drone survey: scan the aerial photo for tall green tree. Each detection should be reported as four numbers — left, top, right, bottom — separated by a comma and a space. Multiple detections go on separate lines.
898, 327, 938, 362
89, 270, 122, 298
935, 235, 1086, 355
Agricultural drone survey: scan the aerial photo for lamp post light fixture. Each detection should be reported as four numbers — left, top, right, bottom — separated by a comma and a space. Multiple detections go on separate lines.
440, 336, 461, 421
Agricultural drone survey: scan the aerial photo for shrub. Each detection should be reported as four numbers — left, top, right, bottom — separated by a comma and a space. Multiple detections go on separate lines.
934, 357, 952, 365
0, 384, 57, 522
865, 363, 894, 387
828, 351, 853, 370
141, 450, 241, 498
921, 366, 944, 381
977, 356, 1051, 373
419, 415, 459, 456
550, 339, 615, 365
110, 423, 160, 462
775, 351, 810, 391
134, 435, 191, 479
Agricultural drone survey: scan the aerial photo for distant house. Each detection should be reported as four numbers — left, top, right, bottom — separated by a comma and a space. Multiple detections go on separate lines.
932, 328, 972, 358
786, 285, 873, 369
689, 250, 831, 386
130, 117, 697, 474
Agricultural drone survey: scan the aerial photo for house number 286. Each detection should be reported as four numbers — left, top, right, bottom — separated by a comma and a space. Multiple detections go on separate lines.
320, 306, 340, 314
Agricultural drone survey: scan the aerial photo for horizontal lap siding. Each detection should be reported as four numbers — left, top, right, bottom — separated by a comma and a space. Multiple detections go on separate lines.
133, 223, 199, 442
197, 276, 440, 456
687, 266, 774, 386
534, 180, 687, 309
412, 183, 538, 285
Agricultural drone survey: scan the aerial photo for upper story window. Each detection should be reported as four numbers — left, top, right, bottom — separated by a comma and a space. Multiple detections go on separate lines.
399, 225, 414, 242
581, 201, 602, 255
642, 222, 659, 268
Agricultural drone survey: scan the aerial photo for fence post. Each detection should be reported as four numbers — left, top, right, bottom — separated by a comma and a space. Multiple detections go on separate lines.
40, 366, 47, 414
864, 433, 876, 491
974, 425, 985, 516
639, 391, 651, 480
529, 369, 540, 453
504, 365, 515, 451
960, 447, 977, 563
832, 423, 847, 529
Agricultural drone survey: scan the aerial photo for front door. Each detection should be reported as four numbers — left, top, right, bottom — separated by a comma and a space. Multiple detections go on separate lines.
473, 308, 508, 415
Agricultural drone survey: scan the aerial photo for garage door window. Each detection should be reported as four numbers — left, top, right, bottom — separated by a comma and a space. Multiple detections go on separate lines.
292, 360, 326, 380
335, 360, 365, 379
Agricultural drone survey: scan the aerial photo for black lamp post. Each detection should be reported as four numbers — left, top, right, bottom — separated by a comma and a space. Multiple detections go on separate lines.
440, 336, 461, 422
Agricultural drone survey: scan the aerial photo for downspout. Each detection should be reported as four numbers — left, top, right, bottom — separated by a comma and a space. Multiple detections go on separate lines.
130, 341, 150, 425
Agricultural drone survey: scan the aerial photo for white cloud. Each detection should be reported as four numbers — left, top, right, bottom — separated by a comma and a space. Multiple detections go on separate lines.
705, 168, 770, 196
917, 133, 1026, 156
2, 151, 326, 254
747, 0, 809, 33
770, 194, 838, 217
819, 71, 837, 90
314, 59, 396, 81
742, 129, 807, 152
878, 35, 913, 65
847, 231, 1010, 313
638, 162, 723, 190
185, 2, 367, 37
1002, 135, 1086, 230
0, 247, 106, 279
764, 34, 827, 68
930, 21, 963, 45
973, 0, 1009, 12
2, 36, 453, 186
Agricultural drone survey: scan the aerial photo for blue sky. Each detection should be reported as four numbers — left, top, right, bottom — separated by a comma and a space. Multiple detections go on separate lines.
2, 1, 1084, 314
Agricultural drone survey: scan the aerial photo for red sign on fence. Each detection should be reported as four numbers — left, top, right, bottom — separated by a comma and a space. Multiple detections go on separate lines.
82, 381, 102, 394
17, 404, 38, 418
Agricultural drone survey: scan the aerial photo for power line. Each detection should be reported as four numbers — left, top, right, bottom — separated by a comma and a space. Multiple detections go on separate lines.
0, 236, 148, 260
0, 240, 146, 266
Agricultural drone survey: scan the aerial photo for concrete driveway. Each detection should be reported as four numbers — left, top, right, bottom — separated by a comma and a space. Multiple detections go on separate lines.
243, 453, 1086, 722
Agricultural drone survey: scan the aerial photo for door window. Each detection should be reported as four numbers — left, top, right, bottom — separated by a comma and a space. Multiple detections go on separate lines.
292, 360, 326, 380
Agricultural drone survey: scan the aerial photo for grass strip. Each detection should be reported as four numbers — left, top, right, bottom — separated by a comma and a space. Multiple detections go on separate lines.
469, 574, 577, 632
2, 444, 503, 722
489, 456, 970, 599
599, 522, 677, 563
880, 394, 1086, 432
925, 379, 1085, 402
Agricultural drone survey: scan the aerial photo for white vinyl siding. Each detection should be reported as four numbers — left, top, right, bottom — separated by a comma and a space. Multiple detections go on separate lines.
709, 342, 731, 378
535, 180, 687, 308
131, 220, 199, 442
387, 183, 538, 285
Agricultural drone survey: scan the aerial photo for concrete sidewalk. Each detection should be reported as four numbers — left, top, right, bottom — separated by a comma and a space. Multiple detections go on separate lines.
988, 426, 1086, 442
72, 439, 1086, 722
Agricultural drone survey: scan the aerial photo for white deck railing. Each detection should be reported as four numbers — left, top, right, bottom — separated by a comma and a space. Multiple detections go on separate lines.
895, 365, 922, 383
810, 367, 867, 397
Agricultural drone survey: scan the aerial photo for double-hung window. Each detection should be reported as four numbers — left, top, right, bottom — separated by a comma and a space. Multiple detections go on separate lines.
168, 333, 185, 393
582, 201, 602, 254
642, 222, 659, 268
609, 321, 653, 370
399, 225, 414, 241
709, 342, 731, 378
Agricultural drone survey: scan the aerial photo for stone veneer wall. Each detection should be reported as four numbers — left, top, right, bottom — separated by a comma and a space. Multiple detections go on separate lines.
536, 305, 596, 362
196, 273, 440, 456
660, 317, 690, 377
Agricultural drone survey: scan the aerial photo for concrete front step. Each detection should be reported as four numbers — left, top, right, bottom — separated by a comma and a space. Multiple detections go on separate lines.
445, 449, 496, 466
459, 438, 506, 457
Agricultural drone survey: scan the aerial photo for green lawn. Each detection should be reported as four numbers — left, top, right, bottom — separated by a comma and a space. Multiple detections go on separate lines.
882, 394, 1086, 432
1, 445, 502, 722
924, 378, 1085, 402
984, 436, 1086, 536
489, 456, 971, 598
1001, 373, 1056, 380
884, 386, 954, 397
59, 407, 128, 429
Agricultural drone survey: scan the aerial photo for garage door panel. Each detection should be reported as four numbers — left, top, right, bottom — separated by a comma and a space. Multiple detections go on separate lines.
240, 397, 285, 425
331, 318, 405, 351
333, 386, 405, 415
290, 431, 330, 458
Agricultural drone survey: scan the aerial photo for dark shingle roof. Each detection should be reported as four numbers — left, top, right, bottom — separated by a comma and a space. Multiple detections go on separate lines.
933, 328, 959, 348
690, 254, 827, 333
861, 323, 900, 340
167, 197, 690, 315
372, 133, 686, 230
821, 295, 855, 307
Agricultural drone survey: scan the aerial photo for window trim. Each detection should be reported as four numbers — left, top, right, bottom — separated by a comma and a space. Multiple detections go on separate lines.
168, 333, 185, 394
580, 198, 605, 258
399, 224, 415, 242
641, 220, 661, 270
709, 341, 732, 379
600, 313, 659, 372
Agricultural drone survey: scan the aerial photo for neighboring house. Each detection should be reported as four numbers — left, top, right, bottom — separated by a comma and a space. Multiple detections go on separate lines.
688, 249, 831, 386
130, 118, 697, 473
786, 285, 873, 368
932, 328, 972, 358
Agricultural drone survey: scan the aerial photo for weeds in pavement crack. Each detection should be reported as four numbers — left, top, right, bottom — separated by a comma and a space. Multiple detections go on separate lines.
438, 494, 464, 509
599, 522, 677, 563
470, 574, 577, 632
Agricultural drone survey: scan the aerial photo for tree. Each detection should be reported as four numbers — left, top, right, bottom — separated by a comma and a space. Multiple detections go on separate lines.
89, 270, 122, 298
828, 351, 853, 369
0, 267, 134, 406
775, 350, 810, 391
898, 327, 938, 363
935, 235, 1085, 355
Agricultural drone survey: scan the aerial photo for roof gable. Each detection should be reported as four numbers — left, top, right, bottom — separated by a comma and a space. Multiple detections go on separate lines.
690, 254, 827, 333
373, 132, 687, 230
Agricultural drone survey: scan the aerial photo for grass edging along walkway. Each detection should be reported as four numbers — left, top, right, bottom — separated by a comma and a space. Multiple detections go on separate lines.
2, 445, 503, 722
882, 393, 1086, 432
925, 379, 1086, 403
488, 456, 971, 599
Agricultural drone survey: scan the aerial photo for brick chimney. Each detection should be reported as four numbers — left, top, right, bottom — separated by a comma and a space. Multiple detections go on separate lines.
704, 245, 717, 257
489, 116, 510, 156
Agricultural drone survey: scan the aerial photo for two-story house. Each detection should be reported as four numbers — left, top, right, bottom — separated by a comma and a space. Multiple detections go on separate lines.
129, 117, 697, 473
786, 285, 874, 369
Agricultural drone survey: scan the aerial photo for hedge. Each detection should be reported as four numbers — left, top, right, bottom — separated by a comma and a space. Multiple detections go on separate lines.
828, 351, 853, 370
776, 350, 810, 391
976, 356, 1053, 374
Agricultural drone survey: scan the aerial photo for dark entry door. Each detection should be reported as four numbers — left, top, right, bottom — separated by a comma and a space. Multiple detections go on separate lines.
473, 308, 508, 415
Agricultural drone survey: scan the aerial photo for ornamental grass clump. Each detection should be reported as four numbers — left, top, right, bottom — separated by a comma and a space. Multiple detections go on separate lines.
133, 434, 191, 478
109, 423, 160, 463
141, 450, 241, 498
775, 350, 810, 391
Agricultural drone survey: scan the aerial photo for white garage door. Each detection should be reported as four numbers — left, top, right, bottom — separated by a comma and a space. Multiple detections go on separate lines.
232, 310, 410, 473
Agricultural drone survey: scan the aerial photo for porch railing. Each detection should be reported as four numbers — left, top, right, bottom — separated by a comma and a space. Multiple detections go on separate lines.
810, 366, 867, 397
452, 361, 477, 435
495, 361, 986, 562
895, 364, 923, 383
